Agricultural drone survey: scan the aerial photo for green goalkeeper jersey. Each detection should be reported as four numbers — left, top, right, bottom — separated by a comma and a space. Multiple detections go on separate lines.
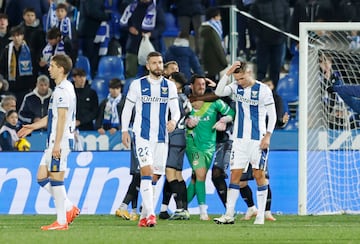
186, 99, 234, 151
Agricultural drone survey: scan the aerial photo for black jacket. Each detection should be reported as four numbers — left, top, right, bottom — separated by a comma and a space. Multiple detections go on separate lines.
75, 84, 99, 130
250, 0, 290, 45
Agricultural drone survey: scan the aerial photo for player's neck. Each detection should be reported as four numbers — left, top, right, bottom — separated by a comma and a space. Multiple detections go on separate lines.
54, 75, 67, 85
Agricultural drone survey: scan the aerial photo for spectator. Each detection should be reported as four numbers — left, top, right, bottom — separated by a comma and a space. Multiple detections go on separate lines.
55, 3, 73, 40
0, 13, 10, 52
199, 7, 227, 82
40, 27, 73, 70
0, 25, 36, 110
20, 8, 46, 78
165, 31, 203, 81
95, 78, 125, 135
0, 95, 16, 127
0, 76, 11, 102
5, 0, 49, 28
0, 110, 20, 151
291, 0, 335, 37
72, 68, 98, 131
163, 60, 179, 78
250, 0, 290, 88
78, 0, 110, 78
120, 0, 166, 78
175, 0, 209, 56
18, 75, 51, 126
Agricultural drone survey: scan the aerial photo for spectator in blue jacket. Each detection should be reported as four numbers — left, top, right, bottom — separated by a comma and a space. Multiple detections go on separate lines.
165, 31, 203, 81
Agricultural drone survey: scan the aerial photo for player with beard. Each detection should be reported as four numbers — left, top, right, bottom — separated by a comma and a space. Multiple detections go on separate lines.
121, 51, 180, 227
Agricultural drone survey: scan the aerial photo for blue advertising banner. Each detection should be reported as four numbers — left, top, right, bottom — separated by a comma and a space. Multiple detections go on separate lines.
26, 130, 298, 151
0, 151, 298, 215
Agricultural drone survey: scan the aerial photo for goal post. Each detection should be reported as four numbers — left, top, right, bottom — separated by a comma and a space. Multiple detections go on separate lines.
299, 22, 360, 215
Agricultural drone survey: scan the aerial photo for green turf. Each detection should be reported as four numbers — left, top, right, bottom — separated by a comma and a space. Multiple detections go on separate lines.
0, 214, 360, 243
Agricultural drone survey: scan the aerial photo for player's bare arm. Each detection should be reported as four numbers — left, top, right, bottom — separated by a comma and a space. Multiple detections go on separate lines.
17, 116, 48, 138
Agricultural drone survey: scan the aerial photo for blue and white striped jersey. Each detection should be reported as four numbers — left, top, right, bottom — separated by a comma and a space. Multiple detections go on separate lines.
228, 81, 274, 140
122, 76, 179, 143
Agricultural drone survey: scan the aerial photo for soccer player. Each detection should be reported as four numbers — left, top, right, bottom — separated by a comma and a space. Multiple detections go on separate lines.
121, 51, 180, 227
185, 74, 234, 221
17, 54, 79, 230
163, 72, 192, 220
213, 61, 276, 225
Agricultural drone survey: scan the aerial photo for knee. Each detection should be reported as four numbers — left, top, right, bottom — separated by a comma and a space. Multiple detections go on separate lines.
211, 166, 225, 181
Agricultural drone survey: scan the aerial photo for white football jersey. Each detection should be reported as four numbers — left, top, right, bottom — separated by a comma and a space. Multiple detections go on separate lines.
228, 81, 274, 140
126, 76, 178, 142
47, 79, 76, 148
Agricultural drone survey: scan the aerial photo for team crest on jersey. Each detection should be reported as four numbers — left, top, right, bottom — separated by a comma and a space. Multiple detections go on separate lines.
251, 91, 259, 99
161, 87, 168, 95
58, 97, 63, 102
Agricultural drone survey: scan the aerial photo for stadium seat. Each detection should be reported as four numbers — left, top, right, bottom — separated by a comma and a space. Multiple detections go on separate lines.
276, 74, 299, 104
96, 56, 125, 80
91, 77, 110, 103
123, 77, 136, 96
163, 13, 179, 37
75, 55, 92, 81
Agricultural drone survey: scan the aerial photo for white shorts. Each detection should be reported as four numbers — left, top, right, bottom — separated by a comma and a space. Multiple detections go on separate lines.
230, 138, 267, 171
39, 147, 71, 172
135, 136, 168, 175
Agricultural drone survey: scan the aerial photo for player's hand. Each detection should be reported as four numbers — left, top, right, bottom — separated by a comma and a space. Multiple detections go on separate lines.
167, 120, 176, 133
185, 117, 199, 128
122, 131, 130, 149
17, 124, 35, 138
282, 112, 290, 124
98, 128, 106, 135
52, 144, 61, 159
213, 120, 226, 131
109, 128, 117, 135
226, 61, 242, 76
260, 133, 271, 149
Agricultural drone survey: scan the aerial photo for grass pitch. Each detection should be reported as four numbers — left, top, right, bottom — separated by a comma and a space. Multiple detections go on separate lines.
1, 214, 360, 243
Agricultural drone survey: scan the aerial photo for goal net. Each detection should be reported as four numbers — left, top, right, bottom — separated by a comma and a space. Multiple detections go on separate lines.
299, 22, 360, 215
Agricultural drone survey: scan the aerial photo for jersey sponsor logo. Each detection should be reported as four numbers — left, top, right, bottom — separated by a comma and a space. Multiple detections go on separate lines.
235, 94, 259, 106
141, 96, 169, 103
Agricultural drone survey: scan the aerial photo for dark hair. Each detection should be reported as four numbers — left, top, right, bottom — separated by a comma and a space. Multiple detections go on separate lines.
146, 51, 162, 61
190, 74, 206, 84
46, 27, 61, 40
0, 13, 8, 19
10, 25, 24, 36
177, 30, 189, 39
23, 7, 36, 15
205, 7, 220, 20
51, 54, 73, 75
233, 62, 248, 74
169, 72, 187, 87
109, 78, 123, 89
56, 3, 68, 11
261, 77, 273, 83
6, 109, 17, 118
72, 68, 86, 77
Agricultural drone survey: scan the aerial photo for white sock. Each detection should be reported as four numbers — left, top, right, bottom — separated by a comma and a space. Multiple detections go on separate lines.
199, 204, 207, 215
43, 180, 73, 211
256, 185, 268, 220
160, 204, 168, 212
226, 187, 240, 217
140, 178, 154, 218
120, 203, 128, 210
152, 184, 157, 210
51, 182, 67, 225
